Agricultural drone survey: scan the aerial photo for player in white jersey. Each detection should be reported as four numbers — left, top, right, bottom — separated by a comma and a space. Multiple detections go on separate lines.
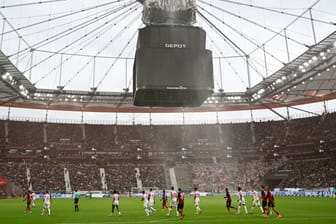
167, 186, 178, 216
31, 192, 36, 208
237, 187, 248, 214
109, 190, 121, 216
141, 190, 151, 216
251, 188, 263, 214
148, 188, 156, 212
41, 191, 51, 216
194, 187, 202, 214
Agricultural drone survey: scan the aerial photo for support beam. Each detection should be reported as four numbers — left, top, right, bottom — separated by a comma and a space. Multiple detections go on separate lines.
288, 105, 320, 116
259, 101, 288, 120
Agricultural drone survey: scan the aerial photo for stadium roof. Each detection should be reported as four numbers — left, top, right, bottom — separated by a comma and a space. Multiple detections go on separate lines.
0, 0, 336, 114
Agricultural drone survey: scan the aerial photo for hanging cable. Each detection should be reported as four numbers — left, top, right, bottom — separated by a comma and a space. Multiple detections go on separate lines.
213, 0, 335, 26
95, 27, 139, 89
33, 4, 141, 85
0, 0, 66, 9
62, 11, 141, 89
196, 10, 247, 57
2, 0, 129, 35
9, 1, 137, 58
3, 4, 116, 41
198, 6, 286, 68
21, 3, 138, 76
249, 0, 321, 55
206, 34, 249, 89
198, 0, 310, 48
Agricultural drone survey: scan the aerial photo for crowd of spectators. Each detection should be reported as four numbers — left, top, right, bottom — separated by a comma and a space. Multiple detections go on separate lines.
29, 162, 65, 192
1, 111, 336, 151
139, 164, 165, 189
67, 163, 101, 191
278, 157, 336, 188
0, 161, 166, 193
190, 158, 285, 192
1, 162, 27, 189
1, 111, 336, 193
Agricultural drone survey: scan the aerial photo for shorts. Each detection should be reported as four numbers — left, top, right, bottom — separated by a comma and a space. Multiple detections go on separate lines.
226, 200, 232, 208
170, 198, 177, 207
177, 203, 184, 210
194, 198, 200, 206
113, 200, 119, 206
252, 199, 260, 206
74, 198, 79, 204
239, 199, 246, 206
262, 201, 267, 208
44, 202, 50, 209
268, 202, 275, 208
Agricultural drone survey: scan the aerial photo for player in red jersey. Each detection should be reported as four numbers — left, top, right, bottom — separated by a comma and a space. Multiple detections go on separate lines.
224, 188, 237, 214
261, 185, 268, 217
266, 187, 282, 219
161, 189, 168, 211
177, 188, 185, 219
23, 190, 32, 213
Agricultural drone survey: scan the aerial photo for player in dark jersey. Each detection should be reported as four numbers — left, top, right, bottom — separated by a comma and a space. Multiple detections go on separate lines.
261, 185, 268, 218
23, 190, 32, 213
177, 188, 185, 219
161, 189, 168, 211
266, 186, 282, 219
224, 188, 237, 214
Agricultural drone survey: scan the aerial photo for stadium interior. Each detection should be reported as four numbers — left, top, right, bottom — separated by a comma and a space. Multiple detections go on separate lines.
0, 0, 336, 197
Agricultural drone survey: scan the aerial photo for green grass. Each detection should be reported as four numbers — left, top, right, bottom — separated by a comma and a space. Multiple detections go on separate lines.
0, 196, 335, 224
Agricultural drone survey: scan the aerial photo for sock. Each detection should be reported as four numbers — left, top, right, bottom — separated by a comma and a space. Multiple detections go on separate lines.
244, 205, 248, 214
145, 209, 150, 215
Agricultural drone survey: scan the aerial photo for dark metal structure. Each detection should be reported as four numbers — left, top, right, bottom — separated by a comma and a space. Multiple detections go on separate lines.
0, 0, 335, 114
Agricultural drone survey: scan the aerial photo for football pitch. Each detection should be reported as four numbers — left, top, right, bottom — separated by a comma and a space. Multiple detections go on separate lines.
0, 196, 335, 224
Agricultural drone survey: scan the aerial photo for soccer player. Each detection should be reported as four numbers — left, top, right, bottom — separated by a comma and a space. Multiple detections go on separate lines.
141, 190, 151, 216
261, 185, 268, 217
177, 188, 185, 219
194, 187, 202, 214
23, 190, 32, 213
251, 188, 263, 214
31, 191, 36, 208
73, 190, 80, 212
237, 187, 248, 214
160, 189, 168, 210
110, 190, 121, 216
167, 186, 178, 216
148, 188, 156, 212
266, 186, 282, 219
224, 188, 237, 214
41, 191, 51, 216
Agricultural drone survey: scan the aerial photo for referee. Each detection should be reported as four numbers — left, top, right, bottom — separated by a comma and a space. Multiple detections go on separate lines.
73, 190, 80, 212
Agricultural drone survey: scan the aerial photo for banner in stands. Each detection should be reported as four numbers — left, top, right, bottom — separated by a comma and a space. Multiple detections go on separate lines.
0, 177, 8, 186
